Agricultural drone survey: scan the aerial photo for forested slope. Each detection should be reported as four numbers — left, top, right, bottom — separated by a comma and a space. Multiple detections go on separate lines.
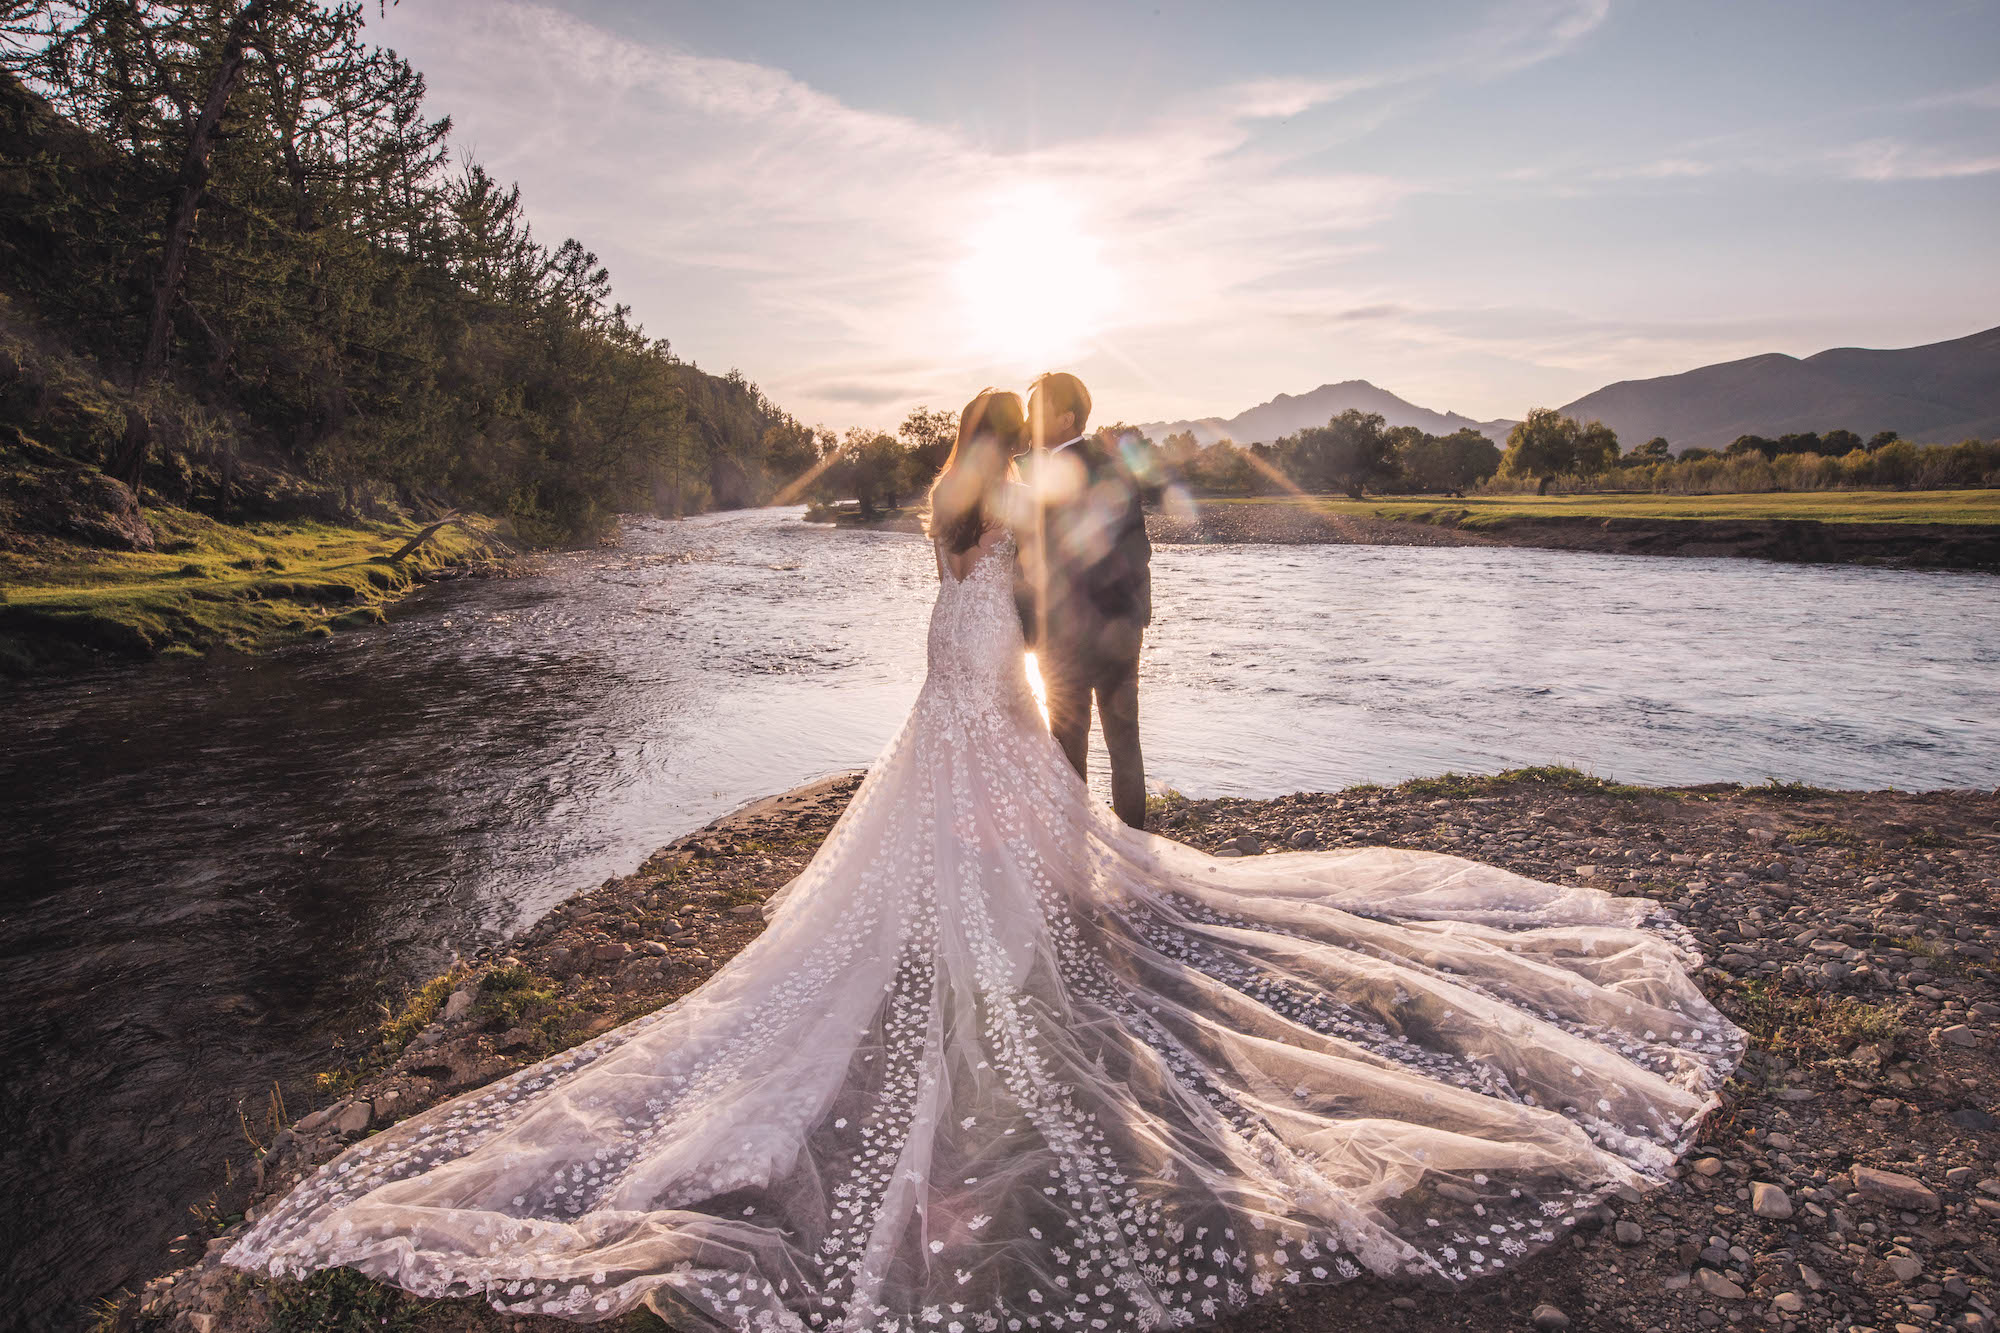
0, 2, 816, 549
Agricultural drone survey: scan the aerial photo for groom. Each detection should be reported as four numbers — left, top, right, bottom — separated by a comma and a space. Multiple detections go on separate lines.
1014, 371, 1153, 830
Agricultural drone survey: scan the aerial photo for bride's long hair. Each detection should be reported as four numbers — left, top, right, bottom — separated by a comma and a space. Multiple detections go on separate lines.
926, 388, 1026, 555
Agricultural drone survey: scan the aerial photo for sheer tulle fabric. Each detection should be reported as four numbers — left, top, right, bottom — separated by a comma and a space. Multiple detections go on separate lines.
225, 532, 1743, 1330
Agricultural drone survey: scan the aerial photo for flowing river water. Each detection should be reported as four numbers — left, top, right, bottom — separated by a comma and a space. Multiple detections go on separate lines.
4, 505, 1997, 1328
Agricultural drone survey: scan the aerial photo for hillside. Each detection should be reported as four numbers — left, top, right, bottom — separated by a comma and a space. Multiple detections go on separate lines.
1557, 325, 2000, 452
1136, 379, 1513, 447
0, 40, 807, 551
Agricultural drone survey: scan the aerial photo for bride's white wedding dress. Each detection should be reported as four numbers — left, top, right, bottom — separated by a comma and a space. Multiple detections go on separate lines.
226, 529, 1743, 1331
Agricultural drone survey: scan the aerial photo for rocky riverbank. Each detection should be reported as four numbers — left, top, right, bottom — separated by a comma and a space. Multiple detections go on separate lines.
1146, 502, 2000, 570
122, 770, 1999, 1333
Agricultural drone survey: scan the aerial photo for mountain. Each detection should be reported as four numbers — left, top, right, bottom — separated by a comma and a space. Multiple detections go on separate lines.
1555, 325, 2000, 453
1135, 380, 1514, 447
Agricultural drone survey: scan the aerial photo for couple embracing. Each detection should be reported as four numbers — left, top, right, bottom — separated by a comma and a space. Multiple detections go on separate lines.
227, 365, 1742, 1332
928, 370, 1153, 829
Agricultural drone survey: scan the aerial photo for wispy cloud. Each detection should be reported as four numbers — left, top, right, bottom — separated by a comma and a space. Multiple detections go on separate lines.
1904, 81, 2000, 112
389, 1, 1422, 423
1458, 0, 1613, 75
374, 0, 1993, 427
1835, 138, 2000, 181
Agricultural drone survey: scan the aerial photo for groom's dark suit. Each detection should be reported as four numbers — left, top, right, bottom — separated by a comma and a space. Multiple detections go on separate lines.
1014, 435, 1152, 829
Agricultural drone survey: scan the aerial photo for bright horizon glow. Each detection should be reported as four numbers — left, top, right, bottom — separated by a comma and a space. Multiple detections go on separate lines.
366, 2, 2000, 432
953, 184, 1117, 369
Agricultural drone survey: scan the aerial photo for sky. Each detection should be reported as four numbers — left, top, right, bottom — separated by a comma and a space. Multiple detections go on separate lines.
368, 0, 2000, 432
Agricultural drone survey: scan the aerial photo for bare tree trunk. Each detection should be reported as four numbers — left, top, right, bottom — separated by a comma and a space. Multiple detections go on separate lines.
388, 515, 461, 562
112, 0, 275, 491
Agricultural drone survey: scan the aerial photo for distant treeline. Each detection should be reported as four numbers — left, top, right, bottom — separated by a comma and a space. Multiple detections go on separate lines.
1487, 411, 2000, 496
0, 4, 810, 543
805, 410, 1512, 516
1094, 411, 2000, 501
797, 398, 2000, 517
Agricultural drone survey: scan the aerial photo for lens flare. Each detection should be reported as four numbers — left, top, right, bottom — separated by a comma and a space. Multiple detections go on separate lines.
1022, 652, 1050, 726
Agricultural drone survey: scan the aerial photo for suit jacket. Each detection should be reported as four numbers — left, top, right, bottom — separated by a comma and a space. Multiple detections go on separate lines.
1013, 437, 1152, 661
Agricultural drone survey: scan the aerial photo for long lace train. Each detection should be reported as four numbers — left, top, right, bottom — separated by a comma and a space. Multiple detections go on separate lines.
225, 531, 1744, 1330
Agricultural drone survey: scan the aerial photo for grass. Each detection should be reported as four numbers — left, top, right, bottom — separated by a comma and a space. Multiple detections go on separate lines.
1792, 822, 1867, 849
1202, 489, 2000, 527
0, 502, 497, 672
1393, 765, 1662, 800
1725, 979, 1908, 1069
1884, 934, 1969, 976
269, 1267, 427, 1333
472, 964, 559, 1026
377, 964, 471, 1055
312, 963, 472, 1100
1750, 778, 1846, 802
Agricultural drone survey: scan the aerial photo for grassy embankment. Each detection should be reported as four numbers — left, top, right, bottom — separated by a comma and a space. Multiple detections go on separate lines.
0, 505, 500, 674
1205, 488, 2000, 527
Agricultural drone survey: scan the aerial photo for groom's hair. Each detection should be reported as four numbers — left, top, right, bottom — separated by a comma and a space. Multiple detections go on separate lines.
1030, 371, 1091, 436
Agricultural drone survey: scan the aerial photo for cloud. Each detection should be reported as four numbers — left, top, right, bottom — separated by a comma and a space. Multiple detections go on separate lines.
379, 1, 1423, 425
1332, 304, 1411, 322
1905, 81, 2000, 112
1458, 0, 1613, 75
367, 0, 1984, 428
1835, 138, 2000, 181
1595, 157, 1714, 180
793, 379, 915, 408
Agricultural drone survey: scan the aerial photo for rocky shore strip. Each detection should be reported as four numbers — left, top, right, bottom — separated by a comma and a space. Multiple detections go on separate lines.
1144, 503, 2000, 570
123, 770, 1998, 1333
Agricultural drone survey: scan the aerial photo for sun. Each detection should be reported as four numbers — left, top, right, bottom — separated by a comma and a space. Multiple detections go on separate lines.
953, 182, 1116, 367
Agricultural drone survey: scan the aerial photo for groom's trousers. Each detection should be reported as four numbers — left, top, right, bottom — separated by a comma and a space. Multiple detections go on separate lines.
1042, 637, 1146, 831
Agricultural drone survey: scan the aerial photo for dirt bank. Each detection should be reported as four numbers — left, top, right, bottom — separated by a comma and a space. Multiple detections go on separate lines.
124, 770, 1999, 1333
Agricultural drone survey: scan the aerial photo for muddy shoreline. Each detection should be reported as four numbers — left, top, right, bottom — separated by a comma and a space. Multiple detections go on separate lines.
124, 771, 1999, 1333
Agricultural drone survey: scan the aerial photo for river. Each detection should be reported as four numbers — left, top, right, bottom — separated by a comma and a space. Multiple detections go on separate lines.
3, 505, 1996, 1328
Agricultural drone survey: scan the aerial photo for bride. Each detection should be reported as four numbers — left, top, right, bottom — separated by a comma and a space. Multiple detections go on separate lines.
226, 389, 1743, 1331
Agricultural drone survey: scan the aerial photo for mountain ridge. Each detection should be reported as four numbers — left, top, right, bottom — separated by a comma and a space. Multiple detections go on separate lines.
1133, 324, 2000, 454
1134, 379, 1514, 449
1556, 325, 2000, 451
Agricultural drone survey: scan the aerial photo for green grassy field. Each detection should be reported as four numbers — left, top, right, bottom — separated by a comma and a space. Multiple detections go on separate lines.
0, 505, 498, 672
1205, 489, 2000, 526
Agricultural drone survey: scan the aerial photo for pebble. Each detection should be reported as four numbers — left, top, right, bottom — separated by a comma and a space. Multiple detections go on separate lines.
329, 1099, 372, 1133
1750, 1182, 1792, 1219
131, 774, 2000, 1333
1531, 1304, 1570, 1330
1852, 1166, 1941, 1212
